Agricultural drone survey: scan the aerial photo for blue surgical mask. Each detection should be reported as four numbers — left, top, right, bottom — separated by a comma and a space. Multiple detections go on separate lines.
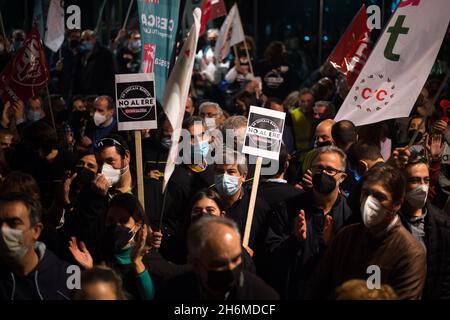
80, 40, 93, 52
161, 137, 172, 150
215, 174, 241, 197
27, 110, 42, 122
130, 39, 141, 52
191, 140, 209, 161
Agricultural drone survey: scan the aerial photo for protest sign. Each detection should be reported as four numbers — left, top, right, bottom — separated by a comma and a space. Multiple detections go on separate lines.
242, 106, 286, 161
241, 105, 285, 247
115, 73, 157, 131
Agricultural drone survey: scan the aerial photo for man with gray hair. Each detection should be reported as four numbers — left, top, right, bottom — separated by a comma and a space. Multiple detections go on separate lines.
198, 101, 225, 132
313, 101, 336, 121
265, 145, 352, 299
214, 148, 272, 269
159, 216, 278, 300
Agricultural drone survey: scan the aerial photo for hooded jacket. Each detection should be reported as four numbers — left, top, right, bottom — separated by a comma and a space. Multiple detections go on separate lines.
0, 242, 71, 300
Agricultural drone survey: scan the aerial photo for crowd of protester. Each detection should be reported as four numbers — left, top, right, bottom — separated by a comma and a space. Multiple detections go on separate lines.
0, 26, 449, 301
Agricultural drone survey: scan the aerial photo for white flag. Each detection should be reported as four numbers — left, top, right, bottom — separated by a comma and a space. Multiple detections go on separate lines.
215, 4, 245, 62
44, 0, 65, 52
162, 8, 201, 192
335, 0, 450, 126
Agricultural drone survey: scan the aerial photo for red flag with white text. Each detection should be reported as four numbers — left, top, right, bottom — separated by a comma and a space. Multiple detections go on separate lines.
0, 25, 50, 104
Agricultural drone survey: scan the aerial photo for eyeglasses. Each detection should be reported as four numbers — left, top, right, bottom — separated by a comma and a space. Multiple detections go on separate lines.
311, 165, 344, 176
95, 138, 126, 153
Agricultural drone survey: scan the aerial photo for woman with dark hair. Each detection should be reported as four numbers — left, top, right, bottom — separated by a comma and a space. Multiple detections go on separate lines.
159, 188, 256, 273
68, 193, 160, 300
73, 266, 128, 300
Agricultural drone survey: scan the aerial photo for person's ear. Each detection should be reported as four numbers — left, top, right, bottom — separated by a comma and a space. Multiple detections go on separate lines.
241, 171, 247, 183
337, 172, 347, 184
124, 150, 131, 166
392, 199, 403, 212
358, 160, 369, 174
31, 223, 43, 242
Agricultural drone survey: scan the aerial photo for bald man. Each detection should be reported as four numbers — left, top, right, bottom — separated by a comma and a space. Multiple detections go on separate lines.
158, 217, 279, 300
300, 119, 336, 176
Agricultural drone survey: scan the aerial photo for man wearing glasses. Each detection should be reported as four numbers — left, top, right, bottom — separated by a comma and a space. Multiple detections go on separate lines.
265, 145, 352, 299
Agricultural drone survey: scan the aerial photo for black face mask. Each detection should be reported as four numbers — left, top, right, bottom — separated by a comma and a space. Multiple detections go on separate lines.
69, 39, 80, 49
105, 225, 134, 251
408, 131, 423, 144
207, 263, 242, 292
69, 167, 96, 202
312, 172, 337, 194
316, 140, 333, 148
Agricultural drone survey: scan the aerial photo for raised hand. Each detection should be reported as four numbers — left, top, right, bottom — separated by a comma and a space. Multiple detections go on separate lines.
61, 171, 77, 206
301, 169, 313, 189
294, 210, 307, 241
91, 173, 110, 196
148, 226, 162, 250
426, 134, 444, 160
1, 101, 12, 127
68, 237, 93, 269
323, 214, 334, 246
389, 147, 411, 168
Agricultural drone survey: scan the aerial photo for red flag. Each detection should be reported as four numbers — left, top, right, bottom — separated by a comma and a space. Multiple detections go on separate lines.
328, 5, 372, 87
0, 25, 50, 104
200, 0, 227, 35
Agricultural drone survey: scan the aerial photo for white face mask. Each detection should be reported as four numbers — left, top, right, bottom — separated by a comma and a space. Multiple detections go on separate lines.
0, 225, 29, 264
406, 185, 429, 209
360, 195, 391, 229
93, 111, 107, 127
205, 117, 217, 131
102, 163, 128, 187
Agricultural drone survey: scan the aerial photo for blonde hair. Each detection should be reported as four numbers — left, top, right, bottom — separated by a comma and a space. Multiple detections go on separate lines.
335, 279, 398, 300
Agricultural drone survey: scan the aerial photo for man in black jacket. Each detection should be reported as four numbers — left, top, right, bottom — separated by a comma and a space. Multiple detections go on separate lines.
74, 30, 117, 98
0, 193, 71, 300
399, 155, 450, 299
158, 216, 279, 300
213, 148, 273, 264
161, 116, 215, 237
265, 145, 352, 298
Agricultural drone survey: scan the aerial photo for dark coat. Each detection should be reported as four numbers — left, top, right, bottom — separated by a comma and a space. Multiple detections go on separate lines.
265, 190, 352, 298
400, 203, 450, 299
0, 243, 71, 300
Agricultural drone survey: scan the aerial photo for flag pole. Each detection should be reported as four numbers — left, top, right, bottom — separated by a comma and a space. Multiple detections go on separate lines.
318, 0, 324, 67
134, 129, 145, 210
242, 155, 262, 247
0, 10, 6, 40
45, 85, 56, 130
122, 0, 134, 30
95, 0, 108, 34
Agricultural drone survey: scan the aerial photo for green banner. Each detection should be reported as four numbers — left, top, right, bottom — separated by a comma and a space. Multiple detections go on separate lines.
137, 0, 181, 103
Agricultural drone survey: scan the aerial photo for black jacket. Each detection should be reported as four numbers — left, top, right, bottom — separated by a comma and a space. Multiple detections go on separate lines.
74, 43, 117, 98
158, 270, 279, 300
265, 190, 352, 299
162, 165, 215, 236
0, 243, 71, 300
226, 187, 274, 260
400, 203, 450, 300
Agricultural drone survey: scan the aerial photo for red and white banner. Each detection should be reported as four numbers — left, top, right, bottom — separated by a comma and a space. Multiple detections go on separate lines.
200, 0, 227, 35
162, 8, 201, 192
328, 5, 372, 87
215, 4, 245, 62
0, 25, 50, 104
335, 0, 450, 126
